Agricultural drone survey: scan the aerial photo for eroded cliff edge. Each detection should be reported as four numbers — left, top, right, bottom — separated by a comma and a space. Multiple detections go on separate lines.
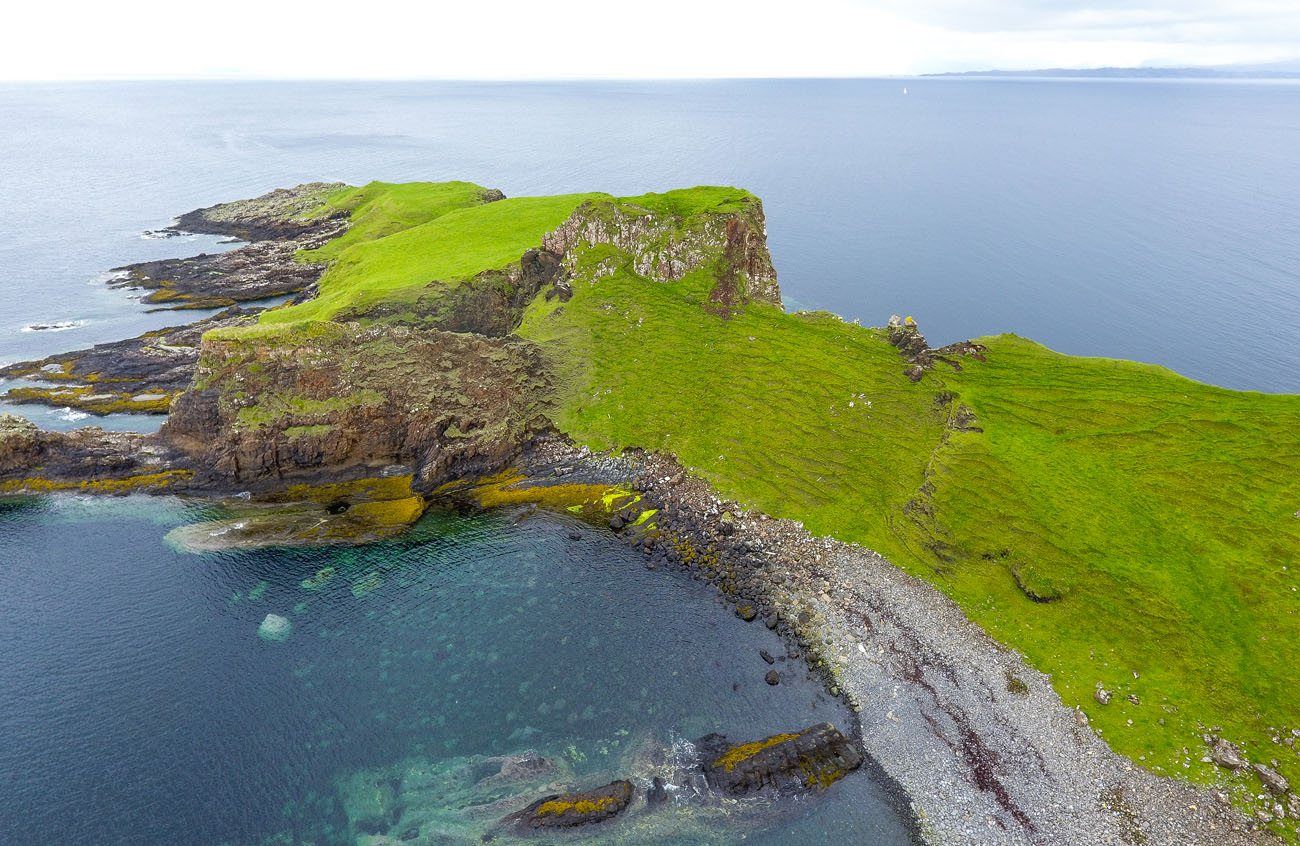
1, 181, 1295, 846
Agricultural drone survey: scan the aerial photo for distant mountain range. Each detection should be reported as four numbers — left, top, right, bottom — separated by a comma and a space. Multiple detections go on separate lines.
925, 59, 1300, 79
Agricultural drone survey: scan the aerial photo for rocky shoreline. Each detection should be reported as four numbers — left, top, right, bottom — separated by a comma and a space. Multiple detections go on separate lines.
0, 182, 1288, 845
484, 438, 1278, 845
109, 182, 348, 310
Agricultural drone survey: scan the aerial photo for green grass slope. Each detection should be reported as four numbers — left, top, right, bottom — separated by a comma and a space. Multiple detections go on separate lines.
217, 181, 1300, 836
518, 230, 1300, 836
225, 182, 604, 334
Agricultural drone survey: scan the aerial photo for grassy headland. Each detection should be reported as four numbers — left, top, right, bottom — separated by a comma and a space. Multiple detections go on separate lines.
208, 181, 1300, 833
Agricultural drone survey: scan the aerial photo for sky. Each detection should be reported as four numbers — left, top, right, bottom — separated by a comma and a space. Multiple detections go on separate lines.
4, 0, 1299, 80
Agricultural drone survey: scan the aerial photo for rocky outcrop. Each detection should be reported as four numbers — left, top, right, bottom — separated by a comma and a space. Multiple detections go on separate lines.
161, 322, 550, 493
170, 182, 348, 242
112, 183, 349, 309
0, 307, 258, 414
543, 196, 780, 309
696, 723, 863, 795
886, 314, 986, 381
110, 238, 338, 310
507, 779, 635, 831
0, 414, 188, 493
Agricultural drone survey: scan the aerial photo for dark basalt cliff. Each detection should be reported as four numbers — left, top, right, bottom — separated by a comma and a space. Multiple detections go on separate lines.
161, 323, 550, 493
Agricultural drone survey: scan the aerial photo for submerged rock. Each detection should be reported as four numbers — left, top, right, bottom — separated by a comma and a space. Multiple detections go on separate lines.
257, 613, 292, 642
508, 779, 634, 831
165, 480, 427, 552
696, 723, 862, 796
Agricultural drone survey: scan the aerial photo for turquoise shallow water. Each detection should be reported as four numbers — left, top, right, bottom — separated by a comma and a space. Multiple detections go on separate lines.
0, 495, 916, 845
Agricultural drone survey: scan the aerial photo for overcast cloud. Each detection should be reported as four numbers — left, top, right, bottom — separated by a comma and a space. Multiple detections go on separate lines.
2, 0, 1297, 80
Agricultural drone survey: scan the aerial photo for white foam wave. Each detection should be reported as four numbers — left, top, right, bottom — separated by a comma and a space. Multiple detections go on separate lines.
21, 319, 87, 333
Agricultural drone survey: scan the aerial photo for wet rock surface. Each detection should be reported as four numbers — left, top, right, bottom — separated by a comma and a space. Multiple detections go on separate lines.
508, 779, 635, 830
0, 307, 258, 414
697, 723, 862, 796
112, 182, 348, 309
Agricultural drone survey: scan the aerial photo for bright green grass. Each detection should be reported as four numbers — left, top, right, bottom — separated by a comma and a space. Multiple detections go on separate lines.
928, 336, 1300, 785
230, 189, 605, 335
519, 259, 947, 532
519, 249, 1300, 830
300, 181, 492, 263
618, 186, 756, 217
214, 181, 1299, 832
225, 183, 759, 338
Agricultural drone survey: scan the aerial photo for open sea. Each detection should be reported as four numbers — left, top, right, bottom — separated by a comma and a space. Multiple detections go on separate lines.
0, 78, 1297, 845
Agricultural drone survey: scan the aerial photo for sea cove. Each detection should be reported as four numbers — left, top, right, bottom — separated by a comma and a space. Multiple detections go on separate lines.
0, 495, 915, 845
1, 77, 1298, 846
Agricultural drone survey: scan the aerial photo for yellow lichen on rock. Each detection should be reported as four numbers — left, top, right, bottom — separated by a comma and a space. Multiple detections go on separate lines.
534, 796, 618, 817
345, 495, 426, 527
276, 474, 416, 505
0, 469, 192, 495
454, 470, 639, 522
711, 733, 800, 773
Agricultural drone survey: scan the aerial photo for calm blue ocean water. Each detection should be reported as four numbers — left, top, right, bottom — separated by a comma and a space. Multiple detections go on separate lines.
0, 79, 1296, 845
0, 497, 916, 845
1, 78, 1297, 392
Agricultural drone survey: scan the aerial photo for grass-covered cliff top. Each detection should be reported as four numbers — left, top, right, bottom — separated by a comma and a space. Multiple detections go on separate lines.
207, 181, 1300, 836
216, 181, 760, 335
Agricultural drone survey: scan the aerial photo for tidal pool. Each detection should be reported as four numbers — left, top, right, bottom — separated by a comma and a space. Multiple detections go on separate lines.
0, 495, 916, 845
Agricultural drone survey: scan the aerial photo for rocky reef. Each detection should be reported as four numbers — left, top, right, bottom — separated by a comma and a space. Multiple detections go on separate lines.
273, 725, 861, 845
111, 182, 348, 309
0, 414, 187, 493
697, 723, 863, 795
0, 306, 257, 414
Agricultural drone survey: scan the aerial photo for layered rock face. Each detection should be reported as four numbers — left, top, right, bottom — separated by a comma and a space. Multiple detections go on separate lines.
0, 414, 186, 492
543, 197, 781, 310
161, 322, 550, 492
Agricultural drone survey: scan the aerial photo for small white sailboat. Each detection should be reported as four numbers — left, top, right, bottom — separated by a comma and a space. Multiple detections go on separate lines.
902, 86, 909, 95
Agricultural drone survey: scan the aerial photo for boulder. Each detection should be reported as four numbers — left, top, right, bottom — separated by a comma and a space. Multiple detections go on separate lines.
508, 779, 634, 830
696, 723, 862, 795
1254, 763, 1290, 795
1209, 737, 1248, 770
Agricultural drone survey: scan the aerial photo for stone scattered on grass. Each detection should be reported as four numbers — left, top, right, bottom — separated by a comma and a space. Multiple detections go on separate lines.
1208, 737, 1248, 770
